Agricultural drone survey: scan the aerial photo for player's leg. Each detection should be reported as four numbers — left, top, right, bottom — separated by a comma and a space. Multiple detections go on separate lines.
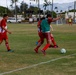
41, 33, 52, 55
34, 40, 44, 53
50, 33, 58, 48
36, 32, 43, 45
4, 33, 13, 52
5, 39, 11, 51
0, 40, 3, 44
71, 22, 72, 26
0, 33, 3, 44
34, 33, 44, 53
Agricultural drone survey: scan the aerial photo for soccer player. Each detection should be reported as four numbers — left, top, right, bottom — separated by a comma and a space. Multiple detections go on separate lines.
68, 16, 73, 26
36, 24, 57, 48
0, 14, 13, 52
34, 17, 45, 53
34, 14, 60, 55
49, 25, 58, 48
41, 14, 60, 55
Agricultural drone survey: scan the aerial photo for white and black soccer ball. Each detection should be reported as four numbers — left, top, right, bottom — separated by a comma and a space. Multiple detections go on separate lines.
60, 48, 66, 54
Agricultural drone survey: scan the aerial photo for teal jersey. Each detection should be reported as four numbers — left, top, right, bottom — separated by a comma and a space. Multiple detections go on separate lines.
41, 19, 50, 33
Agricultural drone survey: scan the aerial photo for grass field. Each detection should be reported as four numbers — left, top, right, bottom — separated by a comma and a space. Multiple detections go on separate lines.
0, 23, 76, 75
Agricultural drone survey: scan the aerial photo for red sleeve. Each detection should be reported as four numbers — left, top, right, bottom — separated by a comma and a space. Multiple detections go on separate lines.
37, 20, 41, 27
48, 18, 53, 24
1, 19, 5, 27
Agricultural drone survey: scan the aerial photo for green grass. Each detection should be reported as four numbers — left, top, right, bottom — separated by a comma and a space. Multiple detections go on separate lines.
0, 23, 76, 75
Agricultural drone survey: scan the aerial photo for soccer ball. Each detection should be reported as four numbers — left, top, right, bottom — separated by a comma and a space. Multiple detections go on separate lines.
60, 48, 66, 54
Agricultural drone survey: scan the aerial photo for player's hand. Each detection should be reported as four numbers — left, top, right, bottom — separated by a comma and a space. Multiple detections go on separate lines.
8, 31, 12, 34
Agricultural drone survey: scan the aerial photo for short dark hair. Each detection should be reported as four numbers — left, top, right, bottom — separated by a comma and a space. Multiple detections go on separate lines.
40, 17, 45, 20
3, 14, 8, 18
46, 14, 52, 18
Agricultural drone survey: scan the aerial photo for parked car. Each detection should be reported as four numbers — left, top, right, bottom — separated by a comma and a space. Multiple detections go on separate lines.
7, 17, 21, 23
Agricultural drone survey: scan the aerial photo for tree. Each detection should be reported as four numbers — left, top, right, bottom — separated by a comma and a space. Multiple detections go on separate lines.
0, 6, 11, 16
15, 5, 20, 14
43, 0, 51, 10
11, 0, 18, 4
28, 6, 39, 14
43, 3, 48, 10
55, 7, 58, 13
10, 0, 19, 16
10, 0, 18, 8
20, 1, 28, 17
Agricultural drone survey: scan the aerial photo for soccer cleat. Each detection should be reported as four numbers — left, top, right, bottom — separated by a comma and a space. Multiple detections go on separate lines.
49, 45, 58, 48
41, 50, 46, 55
34, 48, 38, 53
49, 45, 54, 48
8, 49, 14, 52
54, 45, 58, 48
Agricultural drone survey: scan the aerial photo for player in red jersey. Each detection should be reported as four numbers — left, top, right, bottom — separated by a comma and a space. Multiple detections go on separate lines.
34, 17, 45, 53
0, 14, 13, 52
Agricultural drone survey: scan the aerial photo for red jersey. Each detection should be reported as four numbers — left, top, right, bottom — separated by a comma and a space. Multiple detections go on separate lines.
48, 18, 53, 24
37, 20, 42, 32
0, 19, 7, 33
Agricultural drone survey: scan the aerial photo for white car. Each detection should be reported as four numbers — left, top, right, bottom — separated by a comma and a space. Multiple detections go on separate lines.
7, 17, 21, 23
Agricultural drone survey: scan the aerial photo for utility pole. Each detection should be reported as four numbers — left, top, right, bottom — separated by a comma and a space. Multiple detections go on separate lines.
14, 0, 17, 23
52, 0, 53, 18
6, 0, 8, 14
38, 0, 40, 20
74, 1, 76, 23
68, 6, 71, 17
22, 0, 25, 18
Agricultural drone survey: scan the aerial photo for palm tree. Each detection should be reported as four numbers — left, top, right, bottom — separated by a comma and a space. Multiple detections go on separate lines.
43, 3, 48, 10
43, 0, 52, 17
10, 0, 18, 9
55, 7, 58, 12
11, 0, 18, 3
11, 0, 18, 22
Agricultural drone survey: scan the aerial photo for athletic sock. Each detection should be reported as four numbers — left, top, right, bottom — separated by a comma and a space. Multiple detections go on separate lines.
51, 37, 56, 46
35, 42, 42, 50
5, 42, 10, 51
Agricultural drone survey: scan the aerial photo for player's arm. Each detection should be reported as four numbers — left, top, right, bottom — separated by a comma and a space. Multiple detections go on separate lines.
37, 21, 40, 27
50, 25, 53, 31
2, 26, 11, 34
52, 14, 62, 22
52, 16, 60, 22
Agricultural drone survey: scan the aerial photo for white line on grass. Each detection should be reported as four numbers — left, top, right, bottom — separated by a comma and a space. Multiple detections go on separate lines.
0, 53, 76, 75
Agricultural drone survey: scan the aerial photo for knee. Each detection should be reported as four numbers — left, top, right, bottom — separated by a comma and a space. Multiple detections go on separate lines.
48, 40, 52, 44
0, 41, 2, 44
41, 40, 44, 44
5, 41, 8, 44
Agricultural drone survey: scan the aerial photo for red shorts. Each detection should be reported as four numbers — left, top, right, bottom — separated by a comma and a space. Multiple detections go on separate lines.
38, 32, 52, 43
43, 32, 51, 43
38, 32, 44, 41
69, 22, 72, 23
0, 32, 8, 41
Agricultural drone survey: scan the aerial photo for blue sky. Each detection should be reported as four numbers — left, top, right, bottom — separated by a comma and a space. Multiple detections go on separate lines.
0, 0, 76, 7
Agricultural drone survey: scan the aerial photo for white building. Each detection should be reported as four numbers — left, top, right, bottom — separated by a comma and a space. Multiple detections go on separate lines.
65, 12, 76, 19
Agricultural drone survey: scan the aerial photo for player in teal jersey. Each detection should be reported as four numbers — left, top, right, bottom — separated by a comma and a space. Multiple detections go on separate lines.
41, 14, 60, 55
34, 14, 61, 55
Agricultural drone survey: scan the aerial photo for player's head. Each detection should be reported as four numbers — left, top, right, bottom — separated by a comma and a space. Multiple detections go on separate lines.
3, 14, 8, 20
40, 17, 45, 20
46, 14, 52, 18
